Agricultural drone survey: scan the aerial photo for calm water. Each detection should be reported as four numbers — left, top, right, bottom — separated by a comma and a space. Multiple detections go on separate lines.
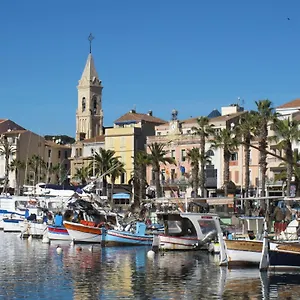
1, 232, 300, 299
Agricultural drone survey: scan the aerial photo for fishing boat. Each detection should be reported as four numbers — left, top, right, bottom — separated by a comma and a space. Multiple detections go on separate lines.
64, 220, 103, 243
155, 212, 222, 251
221, 217, 300, 267
260, 226, 300, 271
217, 216, 265, 267
47, 225, 70, 240
47, 214, 70, 241
3, 216, 24, 232
102, 222, 153, 246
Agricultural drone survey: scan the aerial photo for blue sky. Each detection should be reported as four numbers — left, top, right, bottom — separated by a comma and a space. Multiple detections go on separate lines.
0, 0, 300, 137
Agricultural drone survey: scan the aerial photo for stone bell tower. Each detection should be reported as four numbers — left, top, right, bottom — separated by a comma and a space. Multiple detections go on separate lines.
76, 34, 103, 141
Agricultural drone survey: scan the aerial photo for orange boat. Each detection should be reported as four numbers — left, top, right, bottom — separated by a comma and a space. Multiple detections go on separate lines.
64, 220, 102, 243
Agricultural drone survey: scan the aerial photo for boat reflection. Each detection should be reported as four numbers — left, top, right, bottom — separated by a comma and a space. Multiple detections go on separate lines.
218, 267, 300, 299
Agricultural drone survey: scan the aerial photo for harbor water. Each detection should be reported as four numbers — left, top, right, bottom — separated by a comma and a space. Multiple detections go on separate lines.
1, 231, 300, 299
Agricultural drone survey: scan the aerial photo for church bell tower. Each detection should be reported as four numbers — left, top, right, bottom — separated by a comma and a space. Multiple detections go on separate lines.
76, 34, 103, 141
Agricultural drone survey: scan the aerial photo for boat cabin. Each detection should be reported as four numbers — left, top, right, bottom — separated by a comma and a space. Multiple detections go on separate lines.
158, 212, 221, 240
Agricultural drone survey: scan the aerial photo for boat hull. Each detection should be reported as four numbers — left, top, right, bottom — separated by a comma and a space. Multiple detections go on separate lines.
3, 219, 22, 232
158, 235, 199, 250
47, 225, 71, 241
64, 221, 102, 243
269, 243, 300, 270
225, 240, 263, 266
103, 230, 153, 246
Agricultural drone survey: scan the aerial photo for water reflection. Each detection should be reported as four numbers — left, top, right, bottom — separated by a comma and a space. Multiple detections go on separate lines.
2, 231, 300, 299
219, 266, 300, 300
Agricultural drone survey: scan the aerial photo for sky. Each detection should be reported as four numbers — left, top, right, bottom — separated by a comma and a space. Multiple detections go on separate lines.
1, 0, 300, 137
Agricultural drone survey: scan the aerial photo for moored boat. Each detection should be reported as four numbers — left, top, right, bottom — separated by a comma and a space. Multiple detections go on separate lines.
47, 225, 70, 240
3, 217, 23, 232
155, 212, 222, 251
64, 220, 102, 243
102, 222, 153, 246
47, 213, 70, 241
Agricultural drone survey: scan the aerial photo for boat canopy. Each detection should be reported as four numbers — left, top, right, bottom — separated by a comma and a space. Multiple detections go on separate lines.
112, 193, 130, 200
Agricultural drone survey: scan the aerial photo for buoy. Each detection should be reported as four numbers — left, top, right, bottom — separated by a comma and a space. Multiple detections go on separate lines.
28, 235, 33, 242
56, 245, 63, 255
76, 246, 82, 252
147, 250, 155, 259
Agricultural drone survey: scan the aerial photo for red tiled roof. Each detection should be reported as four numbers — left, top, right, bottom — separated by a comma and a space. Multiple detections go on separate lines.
83, 135, 105, 143
277, 99, 300, 109
0, 119, 7, 123
115, 111, 166, 124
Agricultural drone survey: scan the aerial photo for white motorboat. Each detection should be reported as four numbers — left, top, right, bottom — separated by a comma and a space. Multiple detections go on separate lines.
155, 212, 222, 251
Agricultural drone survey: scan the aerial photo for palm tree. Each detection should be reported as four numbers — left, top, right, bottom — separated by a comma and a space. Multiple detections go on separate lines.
235, 112, 257, 198
255, 99, 277, 200
273, 118, 300, 197
192, 117, 214, 197
132, 150, 152, 207
93, 148, 118, 196
186, 147, 200, 197
9, 159, 25, 195
50, 163, 62, 184
110, 158, 126, 203
148, 142, 176, 198
0, 136, 16, 193
28, 155, 46, 185
211, 128, 239, 196
73, 166, 90, 185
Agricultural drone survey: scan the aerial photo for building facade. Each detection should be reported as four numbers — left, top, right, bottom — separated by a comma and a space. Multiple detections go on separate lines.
105, 109, 166, 185
0, 123, 71, 193
146, 105, 248, 197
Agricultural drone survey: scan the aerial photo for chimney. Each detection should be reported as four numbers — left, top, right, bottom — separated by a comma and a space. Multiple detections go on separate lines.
148, 110, 153, 116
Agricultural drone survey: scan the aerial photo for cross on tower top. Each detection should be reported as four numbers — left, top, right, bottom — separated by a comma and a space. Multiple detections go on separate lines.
88, 33, 94, 54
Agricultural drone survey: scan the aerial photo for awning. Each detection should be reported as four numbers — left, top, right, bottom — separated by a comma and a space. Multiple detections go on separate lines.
112, 193, 130, 200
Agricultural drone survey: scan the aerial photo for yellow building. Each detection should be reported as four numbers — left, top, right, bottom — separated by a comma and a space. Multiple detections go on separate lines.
105, 109, 166, 184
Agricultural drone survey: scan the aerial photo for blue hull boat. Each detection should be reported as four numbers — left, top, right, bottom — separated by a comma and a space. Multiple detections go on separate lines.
102, 222, 153, 246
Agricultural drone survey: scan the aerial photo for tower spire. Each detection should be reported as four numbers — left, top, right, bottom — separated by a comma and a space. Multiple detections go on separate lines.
88, 33, 94, 54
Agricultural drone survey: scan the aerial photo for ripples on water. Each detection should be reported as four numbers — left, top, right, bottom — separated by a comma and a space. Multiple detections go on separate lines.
1, 231, 300, 299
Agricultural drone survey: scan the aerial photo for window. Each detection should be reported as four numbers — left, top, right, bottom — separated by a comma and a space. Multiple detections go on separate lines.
120, 172, 126, 184
171, 150, 175, 158
206, 150, 214, 157
76, 149, 78, 157
64, 164, 68, 170
64, 151, 68, 159
48, 149, 51, 158
58, 150, 61, 159
82, 97, 86, 112
171, 169, 175, 180
181, 149, 186, 162
93, 96, 97, 110
79, 148, 82, 156
230, 152, 238, 161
